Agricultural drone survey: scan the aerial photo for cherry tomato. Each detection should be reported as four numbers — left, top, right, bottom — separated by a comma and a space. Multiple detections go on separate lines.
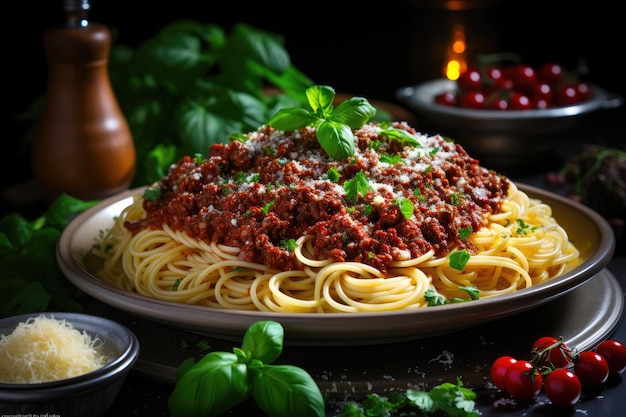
434, 91, 458, 107
457, 68, 482, 91
484, 66, 507, 90
487, 97, 509, 110
504, 360, 542, 400
533, 98, 553, 109
574, 81, 593, 101
574, 351, 609, 389
529, 81, 553, 102
491, 355, 517, 391
555, 84, 581, 106
595, 339, 626, 376
544, 369, 581, 407
537, 62, 566, 84
459, 90, 486, 109
508, 92, 532, 110
509, 63, 537, 93
532, 336, 572, 368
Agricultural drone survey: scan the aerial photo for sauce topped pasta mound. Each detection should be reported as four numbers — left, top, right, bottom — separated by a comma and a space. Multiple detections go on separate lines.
95, 122, 579, 313
126, 122, 509, 273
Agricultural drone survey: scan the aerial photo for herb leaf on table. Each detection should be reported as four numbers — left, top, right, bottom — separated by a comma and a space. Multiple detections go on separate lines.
0, 194, 98, 318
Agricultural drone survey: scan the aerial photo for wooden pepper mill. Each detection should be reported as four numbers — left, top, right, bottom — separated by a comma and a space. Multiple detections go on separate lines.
32, 0, 135, 201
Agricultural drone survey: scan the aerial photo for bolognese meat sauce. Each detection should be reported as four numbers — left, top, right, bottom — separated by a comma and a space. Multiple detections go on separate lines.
128, 122, 510, 273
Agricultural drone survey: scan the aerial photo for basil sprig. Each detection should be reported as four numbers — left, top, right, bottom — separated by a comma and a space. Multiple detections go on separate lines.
168, 320, 325, 417
268, 85, 376, 160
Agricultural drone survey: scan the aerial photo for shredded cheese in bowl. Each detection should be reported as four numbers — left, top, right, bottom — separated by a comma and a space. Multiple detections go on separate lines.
0, 315, 111, 384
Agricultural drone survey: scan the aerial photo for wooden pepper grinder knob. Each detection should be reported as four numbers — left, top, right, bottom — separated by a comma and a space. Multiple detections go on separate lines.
32, 0, 135, 201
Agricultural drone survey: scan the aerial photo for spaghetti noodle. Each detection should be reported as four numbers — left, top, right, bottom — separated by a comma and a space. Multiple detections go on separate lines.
92, 122, 580, 313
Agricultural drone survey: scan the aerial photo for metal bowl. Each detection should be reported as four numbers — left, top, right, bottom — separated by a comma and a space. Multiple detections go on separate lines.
396, 79, 624, 168
0, 312, 139, 417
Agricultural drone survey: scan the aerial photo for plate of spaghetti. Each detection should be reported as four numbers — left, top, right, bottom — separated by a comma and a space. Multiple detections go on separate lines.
57, 88, 615, 345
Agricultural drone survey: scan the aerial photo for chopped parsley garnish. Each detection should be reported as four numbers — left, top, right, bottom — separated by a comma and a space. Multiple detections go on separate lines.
449, 250, 470, 271
459, 226, 472, 241
343, 171, 373, 203
326, 166, 340, 182
514, 218, 537, 235
262, 201, 275, 215
143, 187, 162, 202
379, 153, 403, 165
424, 286, 449, 306
397, 198, 414, 220
280, 238, 297, 252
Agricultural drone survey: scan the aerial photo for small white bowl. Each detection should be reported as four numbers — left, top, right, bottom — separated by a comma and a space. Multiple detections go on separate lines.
0, 312, 139, 417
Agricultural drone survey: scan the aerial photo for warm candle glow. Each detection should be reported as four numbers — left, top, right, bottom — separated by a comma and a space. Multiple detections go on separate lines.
444, 24, 467, 80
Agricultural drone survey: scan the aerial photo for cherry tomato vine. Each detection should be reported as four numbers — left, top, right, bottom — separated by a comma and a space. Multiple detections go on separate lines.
490, 336, 626, 407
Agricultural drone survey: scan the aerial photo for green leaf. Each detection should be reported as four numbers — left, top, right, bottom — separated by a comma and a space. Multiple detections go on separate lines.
306, 85, 335, 115
168, 351, 250, 417
425, 378, 478, 417
379, 128, 422, 147
268, 108, 319, 131
398, 198, 414, 220
241, 320, 284, 364
42, 194, 99, 231
449, 250, 470, 271
424, 286, 449, 306
343, 171, 372, 203
251, 364, 325, 417
177, 97, 243, 154
317, 120, 355, 160
331, 97, 376, 129
0, 213, 31, 249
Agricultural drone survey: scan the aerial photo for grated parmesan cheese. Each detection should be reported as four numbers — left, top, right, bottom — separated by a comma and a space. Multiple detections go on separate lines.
0, 315, 111, 384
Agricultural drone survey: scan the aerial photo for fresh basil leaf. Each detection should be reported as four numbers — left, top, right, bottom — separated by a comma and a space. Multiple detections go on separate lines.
0, 213, 32, 248
379, 128, 422, 147
229, 23, 291, 75
177, 97, 243, 154
251, 364, 325, 417
268, 108, 319, 131
306, 85, 335, 115
317, 120, 355, 160
241, 320, 284, 364
168, 351, 250, 417
42, 194, 99, 230
331, 97, 376, 129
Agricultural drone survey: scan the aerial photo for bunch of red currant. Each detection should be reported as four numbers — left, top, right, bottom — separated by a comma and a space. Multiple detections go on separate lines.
434, 60, 593, 110
490, 336, 626, 407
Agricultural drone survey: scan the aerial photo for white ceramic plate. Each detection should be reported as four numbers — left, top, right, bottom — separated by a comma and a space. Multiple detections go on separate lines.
58, 184, 615, 346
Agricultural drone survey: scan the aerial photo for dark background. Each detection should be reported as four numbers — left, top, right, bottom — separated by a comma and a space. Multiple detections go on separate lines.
4, 0, 625, 212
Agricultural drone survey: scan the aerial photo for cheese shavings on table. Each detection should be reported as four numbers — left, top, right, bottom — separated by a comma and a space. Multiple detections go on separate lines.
0, 315, 110, 383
